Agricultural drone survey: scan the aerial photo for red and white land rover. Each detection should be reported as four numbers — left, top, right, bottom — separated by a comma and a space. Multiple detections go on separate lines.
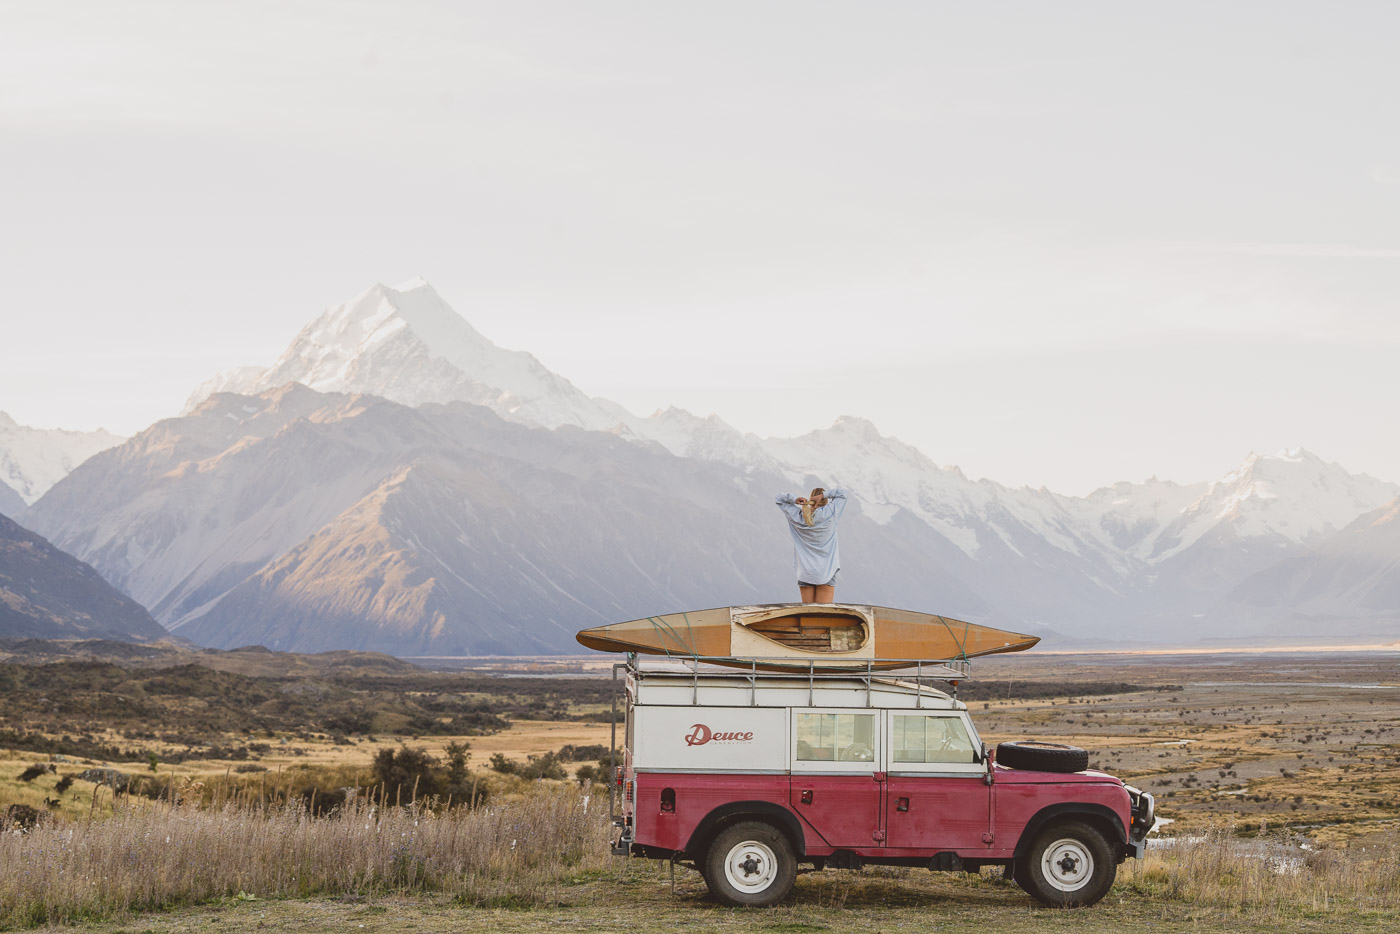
611, 660, 1154, 908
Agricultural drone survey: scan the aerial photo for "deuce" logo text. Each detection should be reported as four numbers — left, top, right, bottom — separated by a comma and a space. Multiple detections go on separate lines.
685, 723, 754, 746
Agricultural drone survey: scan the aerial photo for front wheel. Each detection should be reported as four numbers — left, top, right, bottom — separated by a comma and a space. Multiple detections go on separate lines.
1016, 821, 1116, 907
704, 821, 797, 907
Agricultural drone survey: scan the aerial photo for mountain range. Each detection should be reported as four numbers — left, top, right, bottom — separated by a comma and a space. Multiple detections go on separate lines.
9, 278, 1400, 653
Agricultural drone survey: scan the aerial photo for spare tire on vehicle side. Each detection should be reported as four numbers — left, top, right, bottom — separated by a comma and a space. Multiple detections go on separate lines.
996, 740, 1089, 773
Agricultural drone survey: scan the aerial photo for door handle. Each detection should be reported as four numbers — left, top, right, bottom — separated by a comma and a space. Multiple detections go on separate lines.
800, 789, 813, 804
896, 796, 910, 812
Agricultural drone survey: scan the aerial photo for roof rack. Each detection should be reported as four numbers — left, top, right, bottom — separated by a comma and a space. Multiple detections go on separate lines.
619, 653, 972, 708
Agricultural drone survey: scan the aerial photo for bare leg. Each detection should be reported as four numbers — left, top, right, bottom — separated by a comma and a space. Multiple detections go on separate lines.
799, 584, 816, 603
813, 584, 835, 604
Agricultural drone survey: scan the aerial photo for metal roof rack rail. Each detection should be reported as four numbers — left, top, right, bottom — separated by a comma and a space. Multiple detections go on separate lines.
622, 653, 972, 707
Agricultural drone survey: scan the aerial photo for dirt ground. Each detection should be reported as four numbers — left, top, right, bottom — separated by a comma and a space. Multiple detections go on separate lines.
26, 863, 1398, 934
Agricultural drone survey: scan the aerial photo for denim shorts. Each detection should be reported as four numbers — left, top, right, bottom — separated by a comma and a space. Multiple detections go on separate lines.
798, 571, 838, 588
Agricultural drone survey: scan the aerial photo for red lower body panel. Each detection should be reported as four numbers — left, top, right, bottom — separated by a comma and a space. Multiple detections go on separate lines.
633, 772, 811, 854
631, 770, 1131, 863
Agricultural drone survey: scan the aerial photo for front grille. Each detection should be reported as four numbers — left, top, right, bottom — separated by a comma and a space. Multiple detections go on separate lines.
1125, 784, 1155, 841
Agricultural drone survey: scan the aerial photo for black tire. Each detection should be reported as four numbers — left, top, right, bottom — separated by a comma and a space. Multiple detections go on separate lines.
1017, 820, 1116, 908
1005, 859, 1037, 896
996, 740, 1089, 773
703, 821, 797, 907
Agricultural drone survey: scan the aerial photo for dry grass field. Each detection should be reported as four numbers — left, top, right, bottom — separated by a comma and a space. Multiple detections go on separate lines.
4, 788, 1398, 934
3, 645, 1398, 931
971, 650, 1400, 846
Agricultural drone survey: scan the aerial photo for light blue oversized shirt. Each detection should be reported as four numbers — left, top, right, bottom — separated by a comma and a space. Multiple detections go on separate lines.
775, 488, 849, 586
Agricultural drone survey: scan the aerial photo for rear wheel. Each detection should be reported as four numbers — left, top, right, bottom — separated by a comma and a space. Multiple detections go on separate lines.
704, 821, 796, 907
1017, 821, 1116, 907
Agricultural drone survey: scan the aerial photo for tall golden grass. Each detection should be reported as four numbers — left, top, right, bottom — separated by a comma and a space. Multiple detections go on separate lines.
5, 789, 1398, 929
0, 785, 609, 927
1132, 829, 1400, 914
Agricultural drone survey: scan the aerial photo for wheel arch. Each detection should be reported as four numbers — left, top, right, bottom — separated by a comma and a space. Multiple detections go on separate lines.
1011, 803, 1127, 862
683, 801, 807, 861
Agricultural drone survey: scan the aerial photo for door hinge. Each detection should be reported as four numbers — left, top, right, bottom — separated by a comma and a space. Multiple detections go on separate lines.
982, 831, 995, 844
872, 829, 886, 842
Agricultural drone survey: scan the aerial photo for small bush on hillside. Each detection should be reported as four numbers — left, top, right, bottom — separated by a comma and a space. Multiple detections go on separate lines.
371, 745, 439, 802
441, 741, 474, 800
519, 753, 567, 781
3, 804, 43, 831
125, 774, 176, 802
300, 786, 349, 816
18, 763, 51, 782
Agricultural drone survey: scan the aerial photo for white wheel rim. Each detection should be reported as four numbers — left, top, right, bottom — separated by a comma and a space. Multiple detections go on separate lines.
1041, 837, 1093, 892
723, 839, 778, 894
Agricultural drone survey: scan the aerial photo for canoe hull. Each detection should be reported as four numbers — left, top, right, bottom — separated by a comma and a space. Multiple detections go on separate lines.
575, 603, 1038, 670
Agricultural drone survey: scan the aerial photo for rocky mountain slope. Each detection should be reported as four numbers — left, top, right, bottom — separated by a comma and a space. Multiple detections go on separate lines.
0, 478, 23, 519
0, 512, 169, 641
1210, 497, 1400, 640
0, 411, 124, 504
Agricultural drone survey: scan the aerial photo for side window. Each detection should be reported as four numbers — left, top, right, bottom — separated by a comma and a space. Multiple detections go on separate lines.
891, 715, 977, 764
795, 712, 877, 763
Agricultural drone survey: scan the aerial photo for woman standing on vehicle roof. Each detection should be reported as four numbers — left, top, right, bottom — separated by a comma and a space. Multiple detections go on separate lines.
774, 486, 849, 603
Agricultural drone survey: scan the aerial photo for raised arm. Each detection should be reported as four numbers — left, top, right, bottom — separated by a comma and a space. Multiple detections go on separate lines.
775, 492, 803, 523
824, 487, 850, 520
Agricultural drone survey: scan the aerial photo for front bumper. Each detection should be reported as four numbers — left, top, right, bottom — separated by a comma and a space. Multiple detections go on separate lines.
1124, 784, 1156, 859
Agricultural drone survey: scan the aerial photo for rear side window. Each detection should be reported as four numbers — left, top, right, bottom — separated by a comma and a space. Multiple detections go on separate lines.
796, 712, 876, 762
892, 715, 977, 764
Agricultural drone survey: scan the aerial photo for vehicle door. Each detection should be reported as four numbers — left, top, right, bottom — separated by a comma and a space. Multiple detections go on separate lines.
789, 708, 885, 848
884, 711, 990, 851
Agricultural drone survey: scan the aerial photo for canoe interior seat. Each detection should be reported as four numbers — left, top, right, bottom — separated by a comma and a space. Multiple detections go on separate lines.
746, 614, 867, 652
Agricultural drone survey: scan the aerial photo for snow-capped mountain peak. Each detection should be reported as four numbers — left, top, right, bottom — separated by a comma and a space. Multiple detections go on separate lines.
1150, 448, 1399, 560
183, 279, 627, 432
0, 411, 125, 504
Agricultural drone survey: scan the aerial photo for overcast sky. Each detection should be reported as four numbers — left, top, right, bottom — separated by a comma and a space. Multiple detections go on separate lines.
2, 1, 1398, 494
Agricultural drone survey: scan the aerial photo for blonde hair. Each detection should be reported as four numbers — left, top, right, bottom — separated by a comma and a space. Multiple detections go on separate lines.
802, 487, 826, 527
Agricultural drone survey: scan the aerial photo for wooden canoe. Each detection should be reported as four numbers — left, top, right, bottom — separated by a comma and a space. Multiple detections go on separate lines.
575, 604, 1039, 670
